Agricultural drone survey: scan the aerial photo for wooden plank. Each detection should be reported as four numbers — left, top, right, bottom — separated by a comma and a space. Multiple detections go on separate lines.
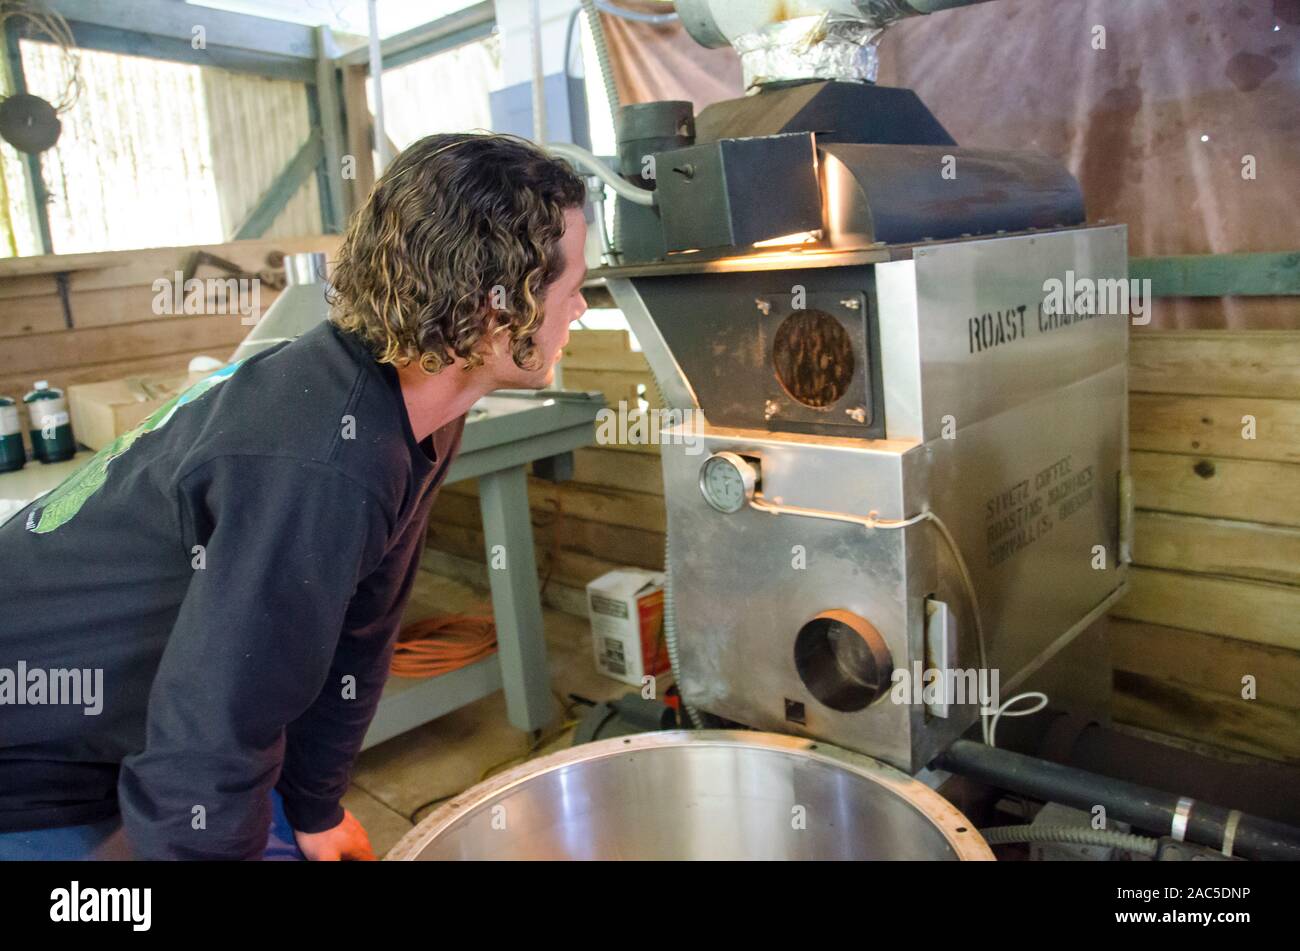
314, 26, 348, 228
562, 330, 651, 373
429, 490, 666, 569
571, 447, 664, 496
598, 438, 663, 457
0, 236, 338, 333
5, 316, 248, 379
1131, 450, 1300, 528
0, 348, 222, 404
442, 478, 667, 534
1113, 670, 1300, 764
1109, 619, 1300, 711
0, 286, 300, 337
1113, 566, 1300, 651
0, 273, 62, 300
1133, 511, 1300, 586
565, 329, 630, 356
562, 348, 652, 373
66, 286, 291, 330
57, 20, 314, 83
0, 235, 340, 285
0, 294, 67, 336
1130, 251, 1300, 297
1130, 393, 1300, 464
53, 0, 317, 60
341, 63, 376, 210
75, 235, 339, 293
1129, 331, 1300, 399
562, 368, 653, 410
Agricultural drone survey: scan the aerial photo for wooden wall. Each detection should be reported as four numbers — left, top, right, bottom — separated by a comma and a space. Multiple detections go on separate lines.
426, 327, 1300, 764
0, 235, 340, 401
1111, 331, 1300, 763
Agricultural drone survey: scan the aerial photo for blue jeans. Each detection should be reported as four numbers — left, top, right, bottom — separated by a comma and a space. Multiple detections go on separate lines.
0, 790, 306, 861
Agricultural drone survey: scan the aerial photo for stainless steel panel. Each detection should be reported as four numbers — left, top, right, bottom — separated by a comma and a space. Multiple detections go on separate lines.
604, 275, 699, 410
618, 226, 1128, 773
661, 425, 922, 766
904, 226, 1129, 441
924, 364, 1128, 681
874, 257, 924, 439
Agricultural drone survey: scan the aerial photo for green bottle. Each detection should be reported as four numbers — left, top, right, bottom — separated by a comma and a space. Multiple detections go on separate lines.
23, 381, 76, 464
0, 395, 24, 472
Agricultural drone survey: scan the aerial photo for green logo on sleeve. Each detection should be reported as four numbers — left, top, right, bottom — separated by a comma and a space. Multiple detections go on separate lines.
25, 361, 245, 535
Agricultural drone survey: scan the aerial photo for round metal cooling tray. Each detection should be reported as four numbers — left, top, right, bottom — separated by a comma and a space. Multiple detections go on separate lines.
387, 730, 993, 861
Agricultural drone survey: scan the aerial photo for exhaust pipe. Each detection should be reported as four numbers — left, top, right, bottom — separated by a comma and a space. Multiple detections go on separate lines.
675, 0, 1006, 87
677, 0, 1005, 48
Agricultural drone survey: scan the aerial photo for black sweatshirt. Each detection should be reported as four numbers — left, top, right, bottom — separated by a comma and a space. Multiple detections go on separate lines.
0, 321, 464, 858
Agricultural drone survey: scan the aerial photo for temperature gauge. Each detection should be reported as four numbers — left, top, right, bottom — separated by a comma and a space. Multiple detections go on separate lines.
698, 451, 759, 514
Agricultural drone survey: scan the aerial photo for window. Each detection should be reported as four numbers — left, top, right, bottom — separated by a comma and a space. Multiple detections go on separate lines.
372, 33, 502, 152
2, 42, 320, 257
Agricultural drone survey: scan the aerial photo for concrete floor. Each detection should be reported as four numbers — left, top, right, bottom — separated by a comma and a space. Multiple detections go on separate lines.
345, 567, 629, 858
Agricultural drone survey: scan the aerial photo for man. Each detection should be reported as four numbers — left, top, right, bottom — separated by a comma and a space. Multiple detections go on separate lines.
0, 133, 589, 860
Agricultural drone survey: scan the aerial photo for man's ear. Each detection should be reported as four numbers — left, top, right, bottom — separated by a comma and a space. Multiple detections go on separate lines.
489, 314, 517, 351
486, 304, 513, 334
477, 312, 514, 367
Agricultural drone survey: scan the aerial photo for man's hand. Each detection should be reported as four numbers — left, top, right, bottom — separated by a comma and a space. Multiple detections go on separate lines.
293, 809, 376, 861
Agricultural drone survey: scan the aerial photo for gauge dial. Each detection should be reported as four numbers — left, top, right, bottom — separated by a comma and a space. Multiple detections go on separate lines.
698, 452, 758, 514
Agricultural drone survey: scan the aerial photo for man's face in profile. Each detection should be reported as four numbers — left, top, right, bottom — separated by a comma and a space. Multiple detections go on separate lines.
493, 205, 589, 389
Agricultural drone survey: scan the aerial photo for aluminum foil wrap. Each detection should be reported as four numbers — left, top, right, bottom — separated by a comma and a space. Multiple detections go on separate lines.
733, 13, 885, 90
853, 0, 921, 27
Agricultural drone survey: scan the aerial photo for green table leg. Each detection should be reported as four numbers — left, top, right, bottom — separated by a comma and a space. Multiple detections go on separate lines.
477, 464, 555, 732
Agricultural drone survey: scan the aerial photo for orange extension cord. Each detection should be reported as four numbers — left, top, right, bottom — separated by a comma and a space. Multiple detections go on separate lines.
396, 484, 565, 679
389, 614, 498, 679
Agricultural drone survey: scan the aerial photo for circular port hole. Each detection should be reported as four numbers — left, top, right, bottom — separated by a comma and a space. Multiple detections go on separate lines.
772, 309, 855, 409
794, 610, 893, 712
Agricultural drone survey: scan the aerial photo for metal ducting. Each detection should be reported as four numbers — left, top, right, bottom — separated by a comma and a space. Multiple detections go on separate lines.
674, 0, 1006, 87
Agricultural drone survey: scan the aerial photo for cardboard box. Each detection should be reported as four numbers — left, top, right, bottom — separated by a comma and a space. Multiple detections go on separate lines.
67, 374, 191, 450
587, 568, 669, 686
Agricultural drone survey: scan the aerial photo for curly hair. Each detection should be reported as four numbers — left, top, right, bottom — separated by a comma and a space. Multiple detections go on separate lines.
328, 132, 586, 374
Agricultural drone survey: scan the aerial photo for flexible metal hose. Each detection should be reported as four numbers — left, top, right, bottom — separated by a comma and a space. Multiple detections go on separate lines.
662, 523, 701, 728
579, 0, 636, 258
581, 0, 621, 115
642, 369, 701, 730
981, 824, 1159, 857
546, 142, 655, 206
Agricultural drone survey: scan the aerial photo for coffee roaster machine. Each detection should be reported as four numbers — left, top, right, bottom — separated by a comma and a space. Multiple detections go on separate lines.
586, 0, 1131, 775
